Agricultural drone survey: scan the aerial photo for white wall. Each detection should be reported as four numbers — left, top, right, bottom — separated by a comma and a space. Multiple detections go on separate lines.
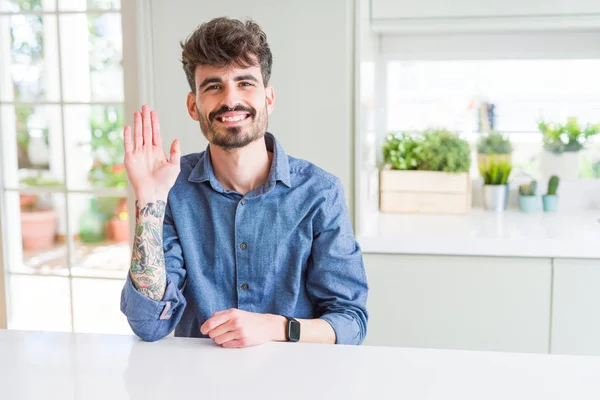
144, 0, 357, 216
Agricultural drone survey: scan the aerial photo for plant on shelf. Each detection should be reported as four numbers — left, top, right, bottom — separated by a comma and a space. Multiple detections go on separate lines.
539, 118, 599, 154
416, 129, 471, 173
479, 159, 512, 186
382, 132, 420, 171
110, 198, 129, 243
86, 107, 126, 189
518, 181, 537, 196
542, 175, 560, 213
538, 117, 600, 181
518, 180, 538, 213
479, 159, 512, 212
380, 129, 472, 215
81, 107, 127, 240
382, 129, 471, 173
19, 174, 62, 251
476, 130, 512, 170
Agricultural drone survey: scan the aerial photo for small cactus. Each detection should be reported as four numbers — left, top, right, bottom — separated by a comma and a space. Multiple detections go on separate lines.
519, 180, 537, 196
547, 175, 559, 195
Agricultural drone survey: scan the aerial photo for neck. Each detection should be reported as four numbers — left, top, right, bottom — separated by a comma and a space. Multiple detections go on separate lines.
210, 136, 273, 196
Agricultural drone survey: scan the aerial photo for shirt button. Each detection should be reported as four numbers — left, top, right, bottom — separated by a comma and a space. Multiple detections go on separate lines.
241, 199, 246, 205
241, 284, 249, 290
240, 243, 247, 250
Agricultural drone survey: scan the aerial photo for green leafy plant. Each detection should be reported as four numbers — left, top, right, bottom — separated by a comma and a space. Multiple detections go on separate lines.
416, 129, 471, 173
83, 107, 126, 188
479, 159, 512, 185
382, 132, 420, 171
539, 118, 600, 154
383, 129, 471, 173
476, 131, 513, 155
519, 180, 538, 196
547, 175, 559, 195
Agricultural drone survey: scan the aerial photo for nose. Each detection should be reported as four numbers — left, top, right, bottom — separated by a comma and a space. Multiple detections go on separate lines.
218, 84, 241, 109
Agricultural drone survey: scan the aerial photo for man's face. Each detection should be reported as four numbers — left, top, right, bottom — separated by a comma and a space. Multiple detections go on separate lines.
187, 61, 275, 150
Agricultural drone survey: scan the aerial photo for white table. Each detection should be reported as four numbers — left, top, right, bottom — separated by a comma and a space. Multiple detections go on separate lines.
1, 330, 600, 400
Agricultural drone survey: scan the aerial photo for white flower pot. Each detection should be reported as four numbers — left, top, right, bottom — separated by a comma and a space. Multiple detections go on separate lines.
539, 150, 580, 181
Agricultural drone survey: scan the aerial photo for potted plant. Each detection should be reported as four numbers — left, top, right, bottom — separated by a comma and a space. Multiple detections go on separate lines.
380, 128, 472, 214
20, 194, 57, 251
82, 107, 128, 240
19, 175, 62, 251
476, 131, 512, 170
538, 118, 600, 181
110, 198, 129, 242
518, 180, 538, 213
542, 175, 560, 212
479, 159, 512, 212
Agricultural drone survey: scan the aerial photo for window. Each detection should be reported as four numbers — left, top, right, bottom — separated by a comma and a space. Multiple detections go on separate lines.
386, 59, 600, 180
0, 0, 131, 334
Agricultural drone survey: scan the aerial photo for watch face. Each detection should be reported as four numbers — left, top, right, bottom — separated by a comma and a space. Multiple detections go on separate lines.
288, 319, 301, 342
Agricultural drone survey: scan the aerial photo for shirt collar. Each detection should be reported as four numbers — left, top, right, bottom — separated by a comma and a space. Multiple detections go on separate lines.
188, 132, 292, 190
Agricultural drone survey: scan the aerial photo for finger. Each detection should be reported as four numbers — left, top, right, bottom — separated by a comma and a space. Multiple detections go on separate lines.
221, 339, 248, 349
134, 112, 142, 151
142, 105, 152, 150
212, 329, 240, 346
123, 125, 133, 154
207, 319, 237, 340
151, 110, 162, 147
200, 312, 232, 335
169, 139, 181, 166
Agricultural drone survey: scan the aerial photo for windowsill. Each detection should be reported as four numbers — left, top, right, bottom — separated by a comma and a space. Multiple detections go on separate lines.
357, 208, 600, 259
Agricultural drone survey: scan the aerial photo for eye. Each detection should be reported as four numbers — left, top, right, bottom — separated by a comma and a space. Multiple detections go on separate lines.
239, 82, 253, 87
206, 84, 221, 91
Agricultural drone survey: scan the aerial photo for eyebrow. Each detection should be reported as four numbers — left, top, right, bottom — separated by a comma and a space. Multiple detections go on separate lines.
198, 74, 260, 90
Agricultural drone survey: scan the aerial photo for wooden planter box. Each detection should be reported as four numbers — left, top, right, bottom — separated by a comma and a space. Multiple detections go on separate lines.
379, 170, 472, 214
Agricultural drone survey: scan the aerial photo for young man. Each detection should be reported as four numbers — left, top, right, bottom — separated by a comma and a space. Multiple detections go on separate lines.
120, 17, 368, 347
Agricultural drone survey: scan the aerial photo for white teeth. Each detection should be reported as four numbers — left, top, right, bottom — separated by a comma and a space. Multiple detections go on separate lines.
221, 115, 246, 122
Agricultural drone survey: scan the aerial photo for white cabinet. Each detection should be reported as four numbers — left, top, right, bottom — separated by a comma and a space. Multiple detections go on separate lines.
363, 254, 552, 353
371, 0, 600, 20
551, 259, 600, 356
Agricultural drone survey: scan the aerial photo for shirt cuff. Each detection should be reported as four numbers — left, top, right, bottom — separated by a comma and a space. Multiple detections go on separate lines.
121, 273, 185, 322
319, 312, 362, 345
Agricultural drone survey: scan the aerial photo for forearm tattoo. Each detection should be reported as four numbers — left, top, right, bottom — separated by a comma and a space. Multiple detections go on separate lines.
130, 200, 167, 301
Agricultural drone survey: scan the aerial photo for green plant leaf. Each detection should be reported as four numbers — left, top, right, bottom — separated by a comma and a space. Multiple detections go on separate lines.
476, 131, 512, 154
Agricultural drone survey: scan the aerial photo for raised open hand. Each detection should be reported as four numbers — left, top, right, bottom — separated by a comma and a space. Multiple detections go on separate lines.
123, 105, 181, 202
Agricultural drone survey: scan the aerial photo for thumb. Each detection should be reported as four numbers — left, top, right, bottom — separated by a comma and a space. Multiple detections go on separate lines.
169, 139, 181, 166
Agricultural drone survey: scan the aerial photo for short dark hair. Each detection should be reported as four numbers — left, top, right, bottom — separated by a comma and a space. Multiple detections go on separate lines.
180, 17, 273, 93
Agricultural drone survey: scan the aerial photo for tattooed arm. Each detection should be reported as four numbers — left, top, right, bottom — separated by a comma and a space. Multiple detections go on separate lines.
120, 106, 185, 341
129, 199, 168, 301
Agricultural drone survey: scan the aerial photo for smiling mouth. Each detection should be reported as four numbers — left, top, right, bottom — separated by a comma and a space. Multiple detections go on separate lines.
215, 114, 251, 125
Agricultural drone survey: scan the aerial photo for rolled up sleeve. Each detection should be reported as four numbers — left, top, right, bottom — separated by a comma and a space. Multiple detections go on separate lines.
120, 202, 187, 342
307, 178, 369, 345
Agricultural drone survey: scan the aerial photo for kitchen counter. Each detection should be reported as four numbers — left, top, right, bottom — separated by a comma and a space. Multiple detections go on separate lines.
1, 329, 600, 400
357, 209, 600, 258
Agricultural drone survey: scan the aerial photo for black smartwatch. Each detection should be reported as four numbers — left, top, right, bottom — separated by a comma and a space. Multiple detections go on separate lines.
283, 316, 301, 342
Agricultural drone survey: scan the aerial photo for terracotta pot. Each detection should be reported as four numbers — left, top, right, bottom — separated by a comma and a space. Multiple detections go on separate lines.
20, 194, 37, 209
21, 209, 57, 251
104, 220, 113, 240
110, 218, 130, 242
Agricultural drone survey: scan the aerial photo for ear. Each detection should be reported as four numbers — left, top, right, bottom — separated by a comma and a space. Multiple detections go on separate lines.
265, 85, 275, 115
186, 92, 199, 121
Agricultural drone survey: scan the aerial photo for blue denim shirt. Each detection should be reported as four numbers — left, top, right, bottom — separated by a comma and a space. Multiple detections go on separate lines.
120, 133, 368, 344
